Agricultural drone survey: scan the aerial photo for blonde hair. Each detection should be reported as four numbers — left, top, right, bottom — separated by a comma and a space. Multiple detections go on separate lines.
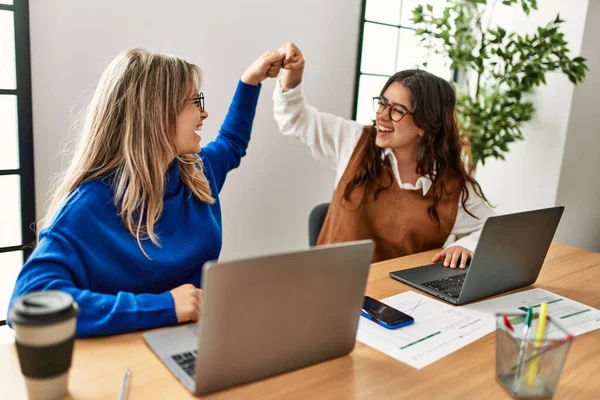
42, 48, 215, 255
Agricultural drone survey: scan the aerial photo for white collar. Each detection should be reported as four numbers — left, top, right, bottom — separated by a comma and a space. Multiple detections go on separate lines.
382, 148, 433, 196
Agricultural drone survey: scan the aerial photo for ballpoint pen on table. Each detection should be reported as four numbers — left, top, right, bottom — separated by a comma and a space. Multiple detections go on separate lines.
118, 367, 131, 400
513, 307, 533, 391
525, 302, 549, 386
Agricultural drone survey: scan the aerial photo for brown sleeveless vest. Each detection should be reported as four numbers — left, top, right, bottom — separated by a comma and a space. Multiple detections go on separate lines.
317, 127, 460, 262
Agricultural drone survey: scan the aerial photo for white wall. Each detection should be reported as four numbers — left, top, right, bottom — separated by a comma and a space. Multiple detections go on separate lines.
554, 0, 600, 252
475, 0, 589, 215
29, 0, 362, 260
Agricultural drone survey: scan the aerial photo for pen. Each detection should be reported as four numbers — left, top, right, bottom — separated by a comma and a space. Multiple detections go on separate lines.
118, 367, 131, 400
514, 307, 533, 390
525, 302, 549, 386
502, 314, 515, 332
509, 333, 573, 373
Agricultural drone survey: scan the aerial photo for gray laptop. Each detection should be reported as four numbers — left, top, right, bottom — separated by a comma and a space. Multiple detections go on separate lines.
390, 206, 564, 305
144, 240, 374, 396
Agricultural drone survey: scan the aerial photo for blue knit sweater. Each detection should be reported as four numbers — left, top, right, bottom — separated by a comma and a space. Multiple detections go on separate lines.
9, 81, 261, 338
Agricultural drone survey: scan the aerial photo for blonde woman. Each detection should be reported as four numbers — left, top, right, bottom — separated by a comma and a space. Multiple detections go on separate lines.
9, 48, 284, 337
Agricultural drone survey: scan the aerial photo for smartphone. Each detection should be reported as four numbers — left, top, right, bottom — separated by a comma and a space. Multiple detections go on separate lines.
361, 296, 414, 329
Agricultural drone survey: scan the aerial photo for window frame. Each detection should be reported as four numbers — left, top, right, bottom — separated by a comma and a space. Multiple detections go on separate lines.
0, 1, 36, 265
353, 0, 456, 122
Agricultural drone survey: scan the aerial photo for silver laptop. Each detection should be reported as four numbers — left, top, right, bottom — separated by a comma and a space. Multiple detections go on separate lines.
144, 240, 374, 396
390, 206, 564, 305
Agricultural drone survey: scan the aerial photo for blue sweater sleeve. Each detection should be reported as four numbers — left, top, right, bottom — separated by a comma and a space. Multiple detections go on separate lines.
201, 80, 261, 193
8, 230, 178, 338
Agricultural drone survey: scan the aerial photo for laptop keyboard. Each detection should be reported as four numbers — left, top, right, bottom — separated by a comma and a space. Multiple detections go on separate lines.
171, 350, 197, 378
422, 274, 467, 298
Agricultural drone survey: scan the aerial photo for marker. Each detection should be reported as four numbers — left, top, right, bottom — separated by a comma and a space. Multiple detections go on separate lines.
525, 303, 549, 386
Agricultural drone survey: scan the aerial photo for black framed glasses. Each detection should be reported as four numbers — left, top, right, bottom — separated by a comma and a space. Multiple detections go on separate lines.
192, 92, 205, 113
372, 97, 412, 122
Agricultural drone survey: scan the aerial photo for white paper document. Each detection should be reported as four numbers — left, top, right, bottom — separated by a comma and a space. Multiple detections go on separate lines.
356, 291, 494, 369
461, 288, 600, 337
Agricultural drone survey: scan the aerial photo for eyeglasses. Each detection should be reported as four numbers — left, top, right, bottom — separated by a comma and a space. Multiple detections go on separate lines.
191, 92, 205, 113
372, 97, 413, 122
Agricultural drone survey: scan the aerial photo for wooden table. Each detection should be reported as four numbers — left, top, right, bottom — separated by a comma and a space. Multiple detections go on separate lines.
1, 243, 599, 399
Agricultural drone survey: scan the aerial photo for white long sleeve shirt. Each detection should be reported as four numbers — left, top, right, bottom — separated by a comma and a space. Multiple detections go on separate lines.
273, 81, 496, 252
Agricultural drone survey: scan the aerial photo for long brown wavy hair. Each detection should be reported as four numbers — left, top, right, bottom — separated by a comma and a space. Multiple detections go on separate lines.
342, 69, 488, 224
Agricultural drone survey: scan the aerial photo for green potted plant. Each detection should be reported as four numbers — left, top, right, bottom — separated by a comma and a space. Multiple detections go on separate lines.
411, 0, 588, 170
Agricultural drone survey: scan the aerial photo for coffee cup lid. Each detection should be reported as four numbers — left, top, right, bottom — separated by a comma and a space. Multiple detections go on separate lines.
9, 291, 79, 326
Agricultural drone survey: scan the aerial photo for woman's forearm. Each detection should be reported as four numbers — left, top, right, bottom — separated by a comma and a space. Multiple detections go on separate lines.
280, 66, 304, 92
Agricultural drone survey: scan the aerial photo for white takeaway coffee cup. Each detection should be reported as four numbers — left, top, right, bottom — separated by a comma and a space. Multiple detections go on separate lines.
9, 291, 79, 400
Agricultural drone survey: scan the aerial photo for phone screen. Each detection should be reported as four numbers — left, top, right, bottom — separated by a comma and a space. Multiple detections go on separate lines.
362, 296, 414, 327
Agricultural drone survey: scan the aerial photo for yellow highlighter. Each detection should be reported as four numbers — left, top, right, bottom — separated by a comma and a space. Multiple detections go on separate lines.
525, 302, 549, 386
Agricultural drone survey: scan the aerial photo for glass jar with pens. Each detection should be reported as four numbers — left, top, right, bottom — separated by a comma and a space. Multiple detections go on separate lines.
495, 304, 575, 399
